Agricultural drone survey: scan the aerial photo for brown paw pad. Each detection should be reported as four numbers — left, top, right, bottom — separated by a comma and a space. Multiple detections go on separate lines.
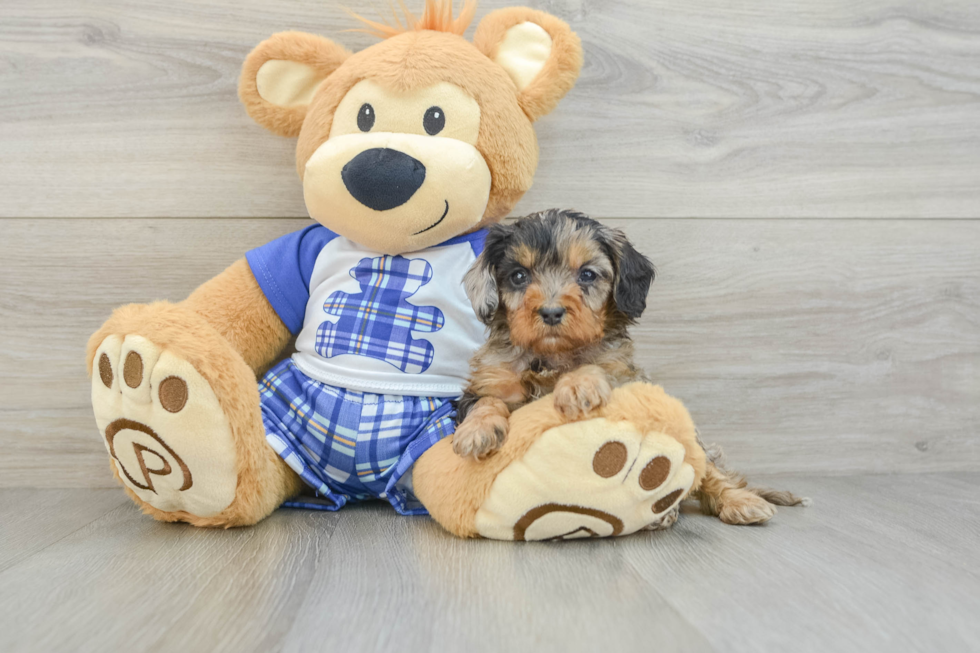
639, 456, 671, 491
99, 353, 113, 388
159, 376, 188, 413
653, 489, 684, 514
592, 441, 628, 477
124, 351, 143, 388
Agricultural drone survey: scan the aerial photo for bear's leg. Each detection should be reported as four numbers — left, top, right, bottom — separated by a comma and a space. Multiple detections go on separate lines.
414, 382, 707, 540
89, 303, 303, 527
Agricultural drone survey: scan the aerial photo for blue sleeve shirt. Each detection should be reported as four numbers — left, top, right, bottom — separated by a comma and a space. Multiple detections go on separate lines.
245, 225, 340, 335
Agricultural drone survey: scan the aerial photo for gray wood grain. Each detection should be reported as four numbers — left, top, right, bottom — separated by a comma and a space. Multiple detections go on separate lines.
622, 474, 980, 653
275, 502, 713, 653
0, 501, 342, 653
1, 218, 978, 487
0, 488, 126, 572
1, 0, 979, 218
0, 476, 977, 652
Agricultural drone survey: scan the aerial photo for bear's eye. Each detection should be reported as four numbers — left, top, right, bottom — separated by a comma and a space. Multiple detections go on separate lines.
423, 106, 445, 135
509, 269, 529, 286
357, 104, 375, 132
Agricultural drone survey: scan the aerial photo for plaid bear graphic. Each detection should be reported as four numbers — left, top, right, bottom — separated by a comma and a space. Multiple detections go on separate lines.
315, 255, 445, 374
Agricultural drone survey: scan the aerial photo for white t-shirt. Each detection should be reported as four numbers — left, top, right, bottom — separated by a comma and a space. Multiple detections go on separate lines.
246, 225, 487, 397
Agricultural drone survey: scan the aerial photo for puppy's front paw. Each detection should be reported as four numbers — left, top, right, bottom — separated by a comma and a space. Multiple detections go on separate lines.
553, 368, 612, 420
453, 413, 508, 460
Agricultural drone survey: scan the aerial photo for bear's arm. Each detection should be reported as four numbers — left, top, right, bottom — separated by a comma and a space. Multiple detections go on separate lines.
182, 258, 292, 374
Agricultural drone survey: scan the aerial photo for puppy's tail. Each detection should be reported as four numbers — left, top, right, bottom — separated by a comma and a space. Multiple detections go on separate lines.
751, 486, 812, 507
696, 436, 812, 508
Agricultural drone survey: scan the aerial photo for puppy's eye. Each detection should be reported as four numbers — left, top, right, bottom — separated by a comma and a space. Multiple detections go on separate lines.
357, 104, 375, 132
423, 106, 445, 135
578, 269, 597, 283
510, 269, 529, 286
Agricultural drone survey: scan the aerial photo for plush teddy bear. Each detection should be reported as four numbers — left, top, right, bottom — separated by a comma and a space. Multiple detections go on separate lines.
86, 1, 712, 540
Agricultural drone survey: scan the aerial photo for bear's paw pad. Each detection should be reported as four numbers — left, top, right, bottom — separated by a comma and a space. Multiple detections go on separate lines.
475, 418, 695, 541
91, 335, 237, 517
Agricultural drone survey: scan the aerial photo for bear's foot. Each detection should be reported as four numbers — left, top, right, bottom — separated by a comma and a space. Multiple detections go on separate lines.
89, 303, 302, 527
92, 334, 239, 518
474, 419, 696, 541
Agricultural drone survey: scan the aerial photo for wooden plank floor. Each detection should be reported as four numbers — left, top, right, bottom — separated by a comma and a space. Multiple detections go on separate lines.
1, 474, 977, 653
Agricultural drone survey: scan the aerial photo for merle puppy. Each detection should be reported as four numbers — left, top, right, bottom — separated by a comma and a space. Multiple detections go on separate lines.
453, 208, 806, 526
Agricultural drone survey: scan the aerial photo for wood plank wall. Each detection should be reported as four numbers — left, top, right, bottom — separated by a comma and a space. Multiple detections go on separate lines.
1, 0, 978, 487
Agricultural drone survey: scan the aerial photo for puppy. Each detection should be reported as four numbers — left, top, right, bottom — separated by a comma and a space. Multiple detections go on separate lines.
453, 208, 805, 525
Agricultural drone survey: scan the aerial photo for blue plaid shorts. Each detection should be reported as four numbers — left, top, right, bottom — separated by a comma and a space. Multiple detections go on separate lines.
259, 359, 456, 515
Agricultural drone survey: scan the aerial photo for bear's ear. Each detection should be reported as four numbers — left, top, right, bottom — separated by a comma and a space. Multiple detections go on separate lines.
239, 31, 351, 138
473, 8, 583, 122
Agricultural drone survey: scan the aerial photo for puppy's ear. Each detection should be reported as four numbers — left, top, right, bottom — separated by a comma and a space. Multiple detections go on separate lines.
464, 224, 513, 324
464, 252, 498, 325
602, 228, 655, 319
240, 32, 351, 137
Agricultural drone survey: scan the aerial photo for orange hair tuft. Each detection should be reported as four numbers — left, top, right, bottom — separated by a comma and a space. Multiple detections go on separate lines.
347, 0, 477, 39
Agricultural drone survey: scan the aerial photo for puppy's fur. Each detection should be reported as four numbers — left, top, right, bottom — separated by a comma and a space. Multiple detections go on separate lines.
454, 208, 806, 526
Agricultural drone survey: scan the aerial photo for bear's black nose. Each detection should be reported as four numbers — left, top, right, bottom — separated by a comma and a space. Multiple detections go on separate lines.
341, 148, 426, 211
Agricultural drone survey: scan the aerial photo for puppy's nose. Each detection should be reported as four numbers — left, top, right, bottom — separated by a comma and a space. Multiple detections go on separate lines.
342, 148, 426, 211
539, 306, 566, 326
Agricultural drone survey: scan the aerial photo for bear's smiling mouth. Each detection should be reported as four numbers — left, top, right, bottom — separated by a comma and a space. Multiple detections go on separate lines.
413, 200, 450, 235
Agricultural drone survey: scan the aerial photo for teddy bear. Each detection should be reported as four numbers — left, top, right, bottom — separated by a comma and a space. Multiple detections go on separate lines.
86, 1, 715, 540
